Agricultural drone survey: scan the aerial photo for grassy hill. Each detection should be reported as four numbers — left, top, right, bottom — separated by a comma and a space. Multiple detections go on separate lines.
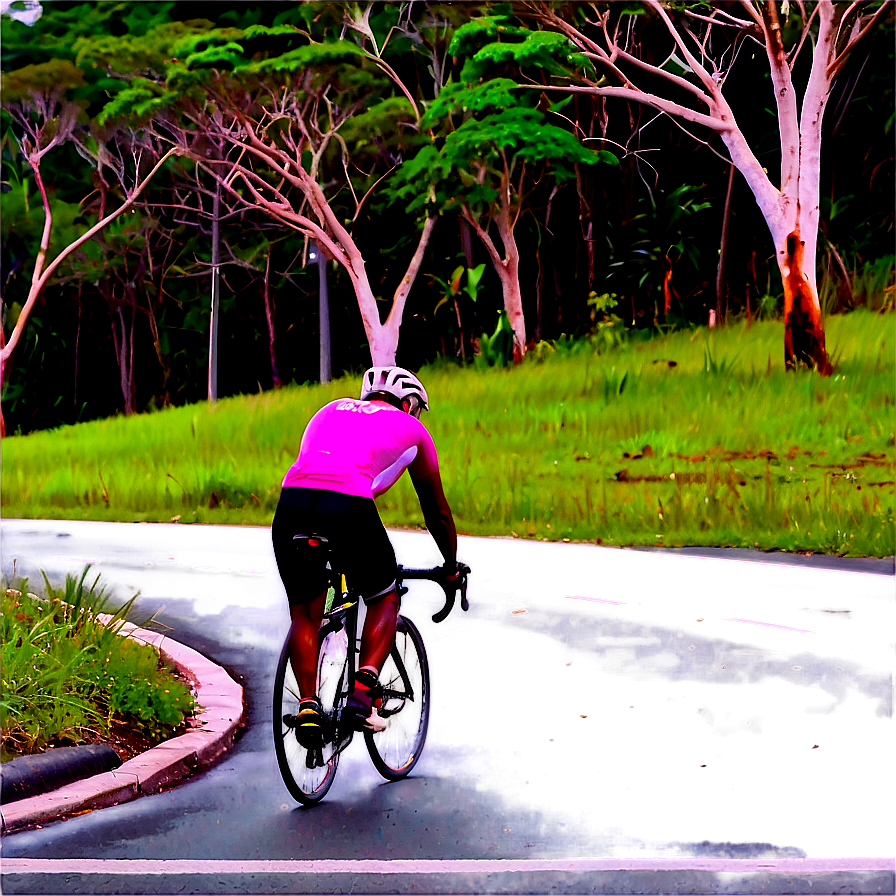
2, 311, 893, 557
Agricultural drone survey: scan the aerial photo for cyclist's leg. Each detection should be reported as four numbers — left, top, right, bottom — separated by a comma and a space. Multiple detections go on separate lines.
359, 588, 400, 672
272, 487, 331, 701
334, 501, 399, 729
288, 589, 327, 697
342, 587, 400, 729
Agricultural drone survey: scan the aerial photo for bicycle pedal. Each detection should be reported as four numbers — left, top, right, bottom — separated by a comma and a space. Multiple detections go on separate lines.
364, 707, 387, 733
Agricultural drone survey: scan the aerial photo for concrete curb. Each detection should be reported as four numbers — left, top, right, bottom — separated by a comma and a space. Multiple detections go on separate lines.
0, 621, 245, 834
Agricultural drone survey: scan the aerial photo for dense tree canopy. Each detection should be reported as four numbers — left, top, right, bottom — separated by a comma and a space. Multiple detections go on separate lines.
1, 1, 892, 434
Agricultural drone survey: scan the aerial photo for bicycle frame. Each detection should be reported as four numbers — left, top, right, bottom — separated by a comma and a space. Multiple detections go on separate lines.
316, 574, 418, 751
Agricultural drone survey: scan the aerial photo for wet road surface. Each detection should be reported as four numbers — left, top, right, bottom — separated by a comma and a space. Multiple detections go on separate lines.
1, 519, 893, 894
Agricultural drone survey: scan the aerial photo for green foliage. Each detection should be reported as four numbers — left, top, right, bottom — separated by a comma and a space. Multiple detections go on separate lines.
702, 341, 739, 375
73, 20, 216, 81
465, 107, 599, 169
447, 12, 587, 90
587, 292, 629, 352
820, 253, 895, 315
461, 29, 586, 83
431, 263, 486, 308
238, 40, 369, 76
464, 263, 487, 301
605, 183, 711, 314
0, 182, 87, 258
851, 256, 895, 311
474, 309, 515, 368
243, 23, 306, 40
170, 27, 246, 60
442, 105, 607, 211
448, 15, 532, 58
422, 77, 524, 123
89, 22, 385, 134
94, 79, 179, 127
1, 2, 177, 75
1, 568, 196, 756
386, 144, 443, 214
402, 77, 612, 221
183, 41, 245, 71
0, 59, 86, 102
429, 263, 487, 357
338, 96, 420, 158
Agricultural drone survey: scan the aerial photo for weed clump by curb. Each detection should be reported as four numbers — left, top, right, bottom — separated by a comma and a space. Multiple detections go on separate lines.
1, 567, 197, 761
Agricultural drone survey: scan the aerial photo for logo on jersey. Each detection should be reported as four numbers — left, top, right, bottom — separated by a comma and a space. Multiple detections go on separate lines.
335, 399, 392, 414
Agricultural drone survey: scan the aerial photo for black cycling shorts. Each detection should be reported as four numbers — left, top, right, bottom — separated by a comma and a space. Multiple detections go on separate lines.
272, 487, 397, 607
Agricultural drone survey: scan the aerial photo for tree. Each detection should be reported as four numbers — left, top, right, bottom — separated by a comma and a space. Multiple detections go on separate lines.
89, 24, 437, 367
393, 22, 616, 361
515, 0, 892, 374
0, 58, 176, 435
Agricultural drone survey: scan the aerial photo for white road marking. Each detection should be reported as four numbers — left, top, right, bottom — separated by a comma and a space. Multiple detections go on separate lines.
2, 857, 893, 875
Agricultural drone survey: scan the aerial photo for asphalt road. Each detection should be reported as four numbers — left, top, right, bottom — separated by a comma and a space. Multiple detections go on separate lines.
1, 519, 894, 895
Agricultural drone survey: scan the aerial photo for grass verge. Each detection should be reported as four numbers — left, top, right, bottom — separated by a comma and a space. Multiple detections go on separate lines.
1, 310, 893, 556
1, 568, 196, 761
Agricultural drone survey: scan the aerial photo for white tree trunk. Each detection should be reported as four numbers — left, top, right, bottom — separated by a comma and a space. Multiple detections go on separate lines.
375, 215, 438, 365
324, 215, 436, 367
497, 258, 526, 362
464, 205, 528, 361
495, 211, 526, 361
528, 0, 865, 373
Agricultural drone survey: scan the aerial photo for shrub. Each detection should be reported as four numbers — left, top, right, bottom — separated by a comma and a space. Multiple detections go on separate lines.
1, 568, 196, 757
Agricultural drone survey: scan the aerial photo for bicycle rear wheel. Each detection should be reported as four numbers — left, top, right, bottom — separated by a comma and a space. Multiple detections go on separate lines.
273, 624, 349, 804
364, 615, 430, 780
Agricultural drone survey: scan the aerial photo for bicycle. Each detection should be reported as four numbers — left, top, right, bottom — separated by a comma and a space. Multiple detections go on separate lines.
272, 533, 471, 806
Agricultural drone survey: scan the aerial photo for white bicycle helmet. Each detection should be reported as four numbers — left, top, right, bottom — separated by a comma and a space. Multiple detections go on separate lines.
360, 366, 429, 416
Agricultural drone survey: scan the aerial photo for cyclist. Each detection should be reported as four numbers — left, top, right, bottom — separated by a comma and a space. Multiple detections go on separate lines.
272, 366, 463, 747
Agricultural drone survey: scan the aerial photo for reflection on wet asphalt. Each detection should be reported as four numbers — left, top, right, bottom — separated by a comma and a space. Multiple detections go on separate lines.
426, 626, 892, 855
470, 603, 893, 737
1, 519, 893, 874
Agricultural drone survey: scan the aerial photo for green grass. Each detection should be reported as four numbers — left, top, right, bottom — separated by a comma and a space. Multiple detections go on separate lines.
1, 568, 196, 759
2, 310, 893, 556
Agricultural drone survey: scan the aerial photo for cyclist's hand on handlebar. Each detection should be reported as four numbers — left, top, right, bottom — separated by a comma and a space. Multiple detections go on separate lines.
431, 561, 471, 623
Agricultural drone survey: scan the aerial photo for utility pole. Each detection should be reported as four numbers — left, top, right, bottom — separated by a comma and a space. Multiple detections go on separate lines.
208, 180, 221, 402
311, 241, 331, 384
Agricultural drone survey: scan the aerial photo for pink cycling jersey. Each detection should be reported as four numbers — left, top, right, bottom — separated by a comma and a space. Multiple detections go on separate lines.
281, 399, 440, 499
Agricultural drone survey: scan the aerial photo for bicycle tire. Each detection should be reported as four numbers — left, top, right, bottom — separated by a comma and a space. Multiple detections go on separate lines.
273, 623, 349, 805
364, 615, 430, 780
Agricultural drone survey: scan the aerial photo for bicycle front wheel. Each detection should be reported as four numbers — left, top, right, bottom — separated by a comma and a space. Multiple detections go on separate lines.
365, 615, 430, 780
273, 624, 349, 805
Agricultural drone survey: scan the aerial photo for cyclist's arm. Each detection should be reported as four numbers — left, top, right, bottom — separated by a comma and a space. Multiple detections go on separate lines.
409, 463, 457, 567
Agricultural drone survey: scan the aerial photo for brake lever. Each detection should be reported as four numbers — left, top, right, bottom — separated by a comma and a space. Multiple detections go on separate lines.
433, 564, 471, 622
459, 563, 471, 612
